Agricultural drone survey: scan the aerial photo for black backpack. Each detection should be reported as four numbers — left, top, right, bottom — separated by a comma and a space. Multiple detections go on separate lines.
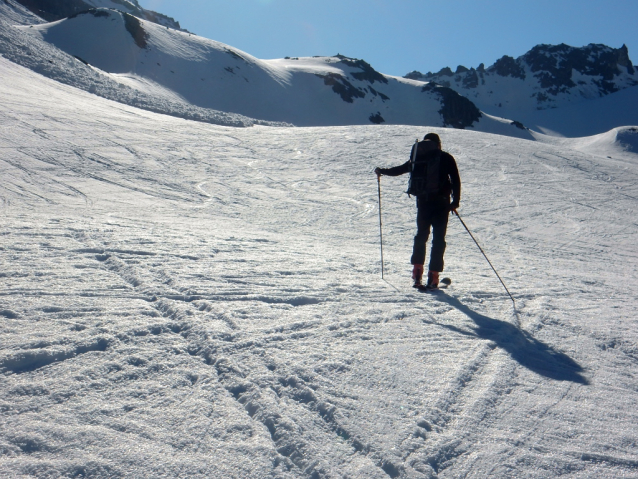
406, 139, 443, 198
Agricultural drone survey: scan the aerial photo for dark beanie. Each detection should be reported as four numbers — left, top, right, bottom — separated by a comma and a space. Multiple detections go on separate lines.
423, 133, 441, 145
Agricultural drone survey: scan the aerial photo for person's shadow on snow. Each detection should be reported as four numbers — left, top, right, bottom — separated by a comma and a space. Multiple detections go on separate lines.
430, 291, 589, 385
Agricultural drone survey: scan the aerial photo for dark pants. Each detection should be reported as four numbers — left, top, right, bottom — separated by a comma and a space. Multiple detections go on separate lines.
410, 197, 450, 271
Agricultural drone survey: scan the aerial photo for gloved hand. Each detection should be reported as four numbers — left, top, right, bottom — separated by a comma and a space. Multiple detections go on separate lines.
374, 167, 382, 177
450, 202, 459, 213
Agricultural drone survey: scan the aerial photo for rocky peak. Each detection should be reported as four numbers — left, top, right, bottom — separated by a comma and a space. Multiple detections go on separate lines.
403, 43, 637, 111
523, 43, 635, 93
489, 55, 526, 79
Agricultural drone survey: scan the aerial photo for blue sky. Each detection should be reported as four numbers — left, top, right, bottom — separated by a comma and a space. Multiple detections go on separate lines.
139, 0, 638, 77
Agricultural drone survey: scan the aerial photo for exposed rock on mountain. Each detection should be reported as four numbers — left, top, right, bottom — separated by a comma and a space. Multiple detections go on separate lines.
491, 55, 526, 80
405, 43, 637, 114
421, 82, 482, 129
335, 54, 388, 84
315, 72, 367, 104
316, 56, 389, 104
15, 0, 184, 31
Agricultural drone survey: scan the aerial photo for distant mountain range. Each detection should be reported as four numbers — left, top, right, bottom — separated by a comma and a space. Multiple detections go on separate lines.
2, 0, 637, 137
405, 44, 638, 135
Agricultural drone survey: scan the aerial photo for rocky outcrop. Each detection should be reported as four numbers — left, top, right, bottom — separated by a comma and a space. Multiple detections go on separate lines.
15, 0, 184, 31
316, 73, 366, 103
491, 55, 526, 79
404, 43, 637, 112
335, 54, 388, 84
422, 82, 482, 129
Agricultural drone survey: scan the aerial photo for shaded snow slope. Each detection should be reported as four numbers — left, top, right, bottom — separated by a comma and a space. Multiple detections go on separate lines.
0, 0, 43, 25
14, 0, 184, 30
16, 8, 530, 135
536, 126, 638, 162
519, 85, 638, 137
1, 56, 638, 478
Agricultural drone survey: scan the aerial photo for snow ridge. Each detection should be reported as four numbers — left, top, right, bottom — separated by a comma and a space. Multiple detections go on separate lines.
0, 12, 288, 127
13, 0, 184, 30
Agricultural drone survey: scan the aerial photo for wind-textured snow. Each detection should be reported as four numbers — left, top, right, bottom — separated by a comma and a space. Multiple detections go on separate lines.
1, 54, 638, 478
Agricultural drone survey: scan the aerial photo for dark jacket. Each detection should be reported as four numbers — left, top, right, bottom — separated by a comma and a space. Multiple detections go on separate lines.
378, 141, 461, 207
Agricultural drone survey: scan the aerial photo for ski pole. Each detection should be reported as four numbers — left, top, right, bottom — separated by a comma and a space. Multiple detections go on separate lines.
454, 211, 515, 307
377, 174, 385, 279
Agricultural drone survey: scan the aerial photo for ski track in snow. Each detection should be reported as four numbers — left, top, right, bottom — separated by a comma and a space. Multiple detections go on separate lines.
1, 58, 638, 478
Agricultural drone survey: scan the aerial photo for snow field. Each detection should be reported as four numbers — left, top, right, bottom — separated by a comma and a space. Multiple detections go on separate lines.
1, 58, 638, 478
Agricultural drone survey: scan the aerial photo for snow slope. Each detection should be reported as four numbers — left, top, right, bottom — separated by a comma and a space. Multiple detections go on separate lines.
13, 0, 184, 30
15, 8, 530, 136
1, 57, 638, 478
536, 125, 638, 162
0, 0, 42, 25
519, 85, 638, 137
0, 3, 287, 128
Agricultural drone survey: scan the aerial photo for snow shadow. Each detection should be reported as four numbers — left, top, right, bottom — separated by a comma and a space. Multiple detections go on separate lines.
432, 292, 589, 384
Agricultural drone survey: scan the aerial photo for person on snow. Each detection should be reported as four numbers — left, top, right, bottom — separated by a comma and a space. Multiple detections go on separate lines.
375, 133, 461, 289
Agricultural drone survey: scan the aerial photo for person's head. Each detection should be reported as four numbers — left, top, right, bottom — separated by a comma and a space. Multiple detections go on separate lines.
423, 133, 441, 149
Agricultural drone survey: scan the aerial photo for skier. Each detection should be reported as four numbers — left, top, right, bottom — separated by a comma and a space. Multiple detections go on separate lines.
375, 133, 461, 289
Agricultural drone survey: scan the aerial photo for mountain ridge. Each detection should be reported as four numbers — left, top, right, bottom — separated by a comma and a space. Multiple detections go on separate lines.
1, 0, 636, 136
14, 0, 184, 31
405, 43, 638, 131
15, 7, 532, 136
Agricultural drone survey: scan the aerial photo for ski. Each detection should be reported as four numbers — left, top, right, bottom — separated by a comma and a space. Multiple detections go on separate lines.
415, 277, 451, 292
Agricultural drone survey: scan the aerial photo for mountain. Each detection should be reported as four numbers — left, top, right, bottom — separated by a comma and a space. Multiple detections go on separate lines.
0, 3, 529, 136
406, 44, 638, 136
0, 1, 286, 127
1, 0, 636, 137
14, 0, 184, 30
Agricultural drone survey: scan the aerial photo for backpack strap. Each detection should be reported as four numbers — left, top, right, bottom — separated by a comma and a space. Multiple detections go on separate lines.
407, 138, 419, 198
